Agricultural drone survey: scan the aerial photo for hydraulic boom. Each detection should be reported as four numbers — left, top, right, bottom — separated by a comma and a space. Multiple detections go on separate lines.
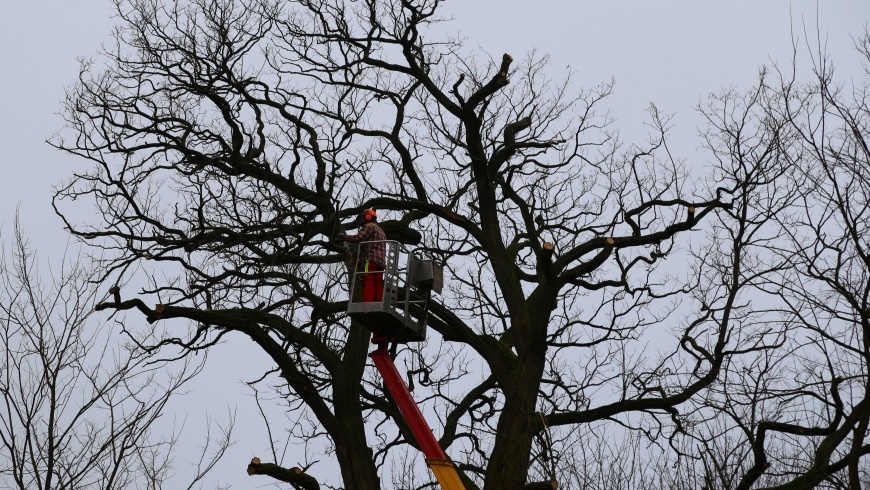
369, 342, 466, 490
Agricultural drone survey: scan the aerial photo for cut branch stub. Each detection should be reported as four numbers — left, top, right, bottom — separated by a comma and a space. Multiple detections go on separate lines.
524, 480, 559, 489
504, 116, 532, 145
499, 53, 513, 77
109, 286, 121, 304
247, 457, 320, 490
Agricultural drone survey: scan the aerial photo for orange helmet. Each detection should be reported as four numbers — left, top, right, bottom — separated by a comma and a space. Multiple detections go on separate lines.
361, 208, 377, 222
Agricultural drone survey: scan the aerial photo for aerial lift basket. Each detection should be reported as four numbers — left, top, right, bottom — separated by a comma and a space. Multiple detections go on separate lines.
346, 240, 442, 343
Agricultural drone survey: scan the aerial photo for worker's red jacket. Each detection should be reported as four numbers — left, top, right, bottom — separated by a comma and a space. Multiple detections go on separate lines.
343, 222, 387, 267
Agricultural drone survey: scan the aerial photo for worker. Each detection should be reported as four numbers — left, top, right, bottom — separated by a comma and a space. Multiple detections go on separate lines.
339, 208, 386, 302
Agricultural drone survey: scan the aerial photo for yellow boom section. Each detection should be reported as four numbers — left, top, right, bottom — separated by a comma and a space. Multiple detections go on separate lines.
426, 458, 466, 490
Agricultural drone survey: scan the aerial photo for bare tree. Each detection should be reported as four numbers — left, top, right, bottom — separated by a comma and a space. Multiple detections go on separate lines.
726, 36, 870, 489
49, 0, 870, 488
0, 217, 233, 489
604, 35, 870, 490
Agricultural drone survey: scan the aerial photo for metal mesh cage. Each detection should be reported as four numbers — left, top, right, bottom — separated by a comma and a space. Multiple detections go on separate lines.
346, 240, 430, 342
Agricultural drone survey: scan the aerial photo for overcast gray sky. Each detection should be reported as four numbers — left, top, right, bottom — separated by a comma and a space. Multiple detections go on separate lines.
0, 1, 867, 487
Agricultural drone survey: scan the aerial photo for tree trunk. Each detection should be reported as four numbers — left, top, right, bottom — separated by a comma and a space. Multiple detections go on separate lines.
484, 314, 548, 489
331, 320, 381, 489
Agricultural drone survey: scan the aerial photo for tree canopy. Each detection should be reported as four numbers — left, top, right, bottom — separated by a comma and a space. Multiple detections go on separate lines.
51, 0, 870, 488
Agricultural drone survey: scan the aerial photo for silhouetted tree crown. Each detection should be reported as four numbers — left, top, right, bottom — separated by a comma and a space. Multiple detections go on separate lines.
51, 1, 870, 488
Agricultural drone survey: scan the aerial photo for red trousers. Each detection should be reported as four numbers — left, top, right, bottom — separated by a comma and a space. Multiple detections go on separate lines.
359, 261, 384, 302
